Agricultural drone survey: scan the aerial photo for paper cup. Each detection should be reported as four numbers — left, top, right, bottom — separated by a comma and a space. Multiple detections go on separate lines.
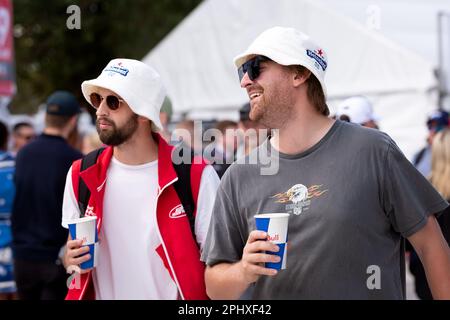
254, 213, 289, 270
68, 216, 98, 270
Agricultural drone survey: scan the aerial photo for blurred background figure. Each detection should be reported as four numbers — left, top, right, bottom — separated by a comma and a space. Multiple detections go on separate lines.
409, 128, 450, 300
206, 120, 237, 178
335, 96, 379, 129
11, 91, 83, 300
413, 110, 450, 177
81, 130, 103, 155
0, 120, 17, 300
159, 96, 173, 142
10, 122, 35, 157
172, 119, 203, 154
236, 102, 268, 157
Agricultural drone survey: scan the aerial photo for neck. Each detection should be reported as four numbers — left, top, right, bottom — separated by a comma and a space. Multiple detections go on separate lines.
113, 126, 158, 165
270, 101, 335, 155
44, 127, 67, 139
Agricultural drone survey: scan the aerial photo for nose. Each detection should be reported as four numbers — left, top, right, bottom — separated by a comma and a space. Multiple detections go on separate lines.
240, 72, 253, 88
95, 98, 109, 117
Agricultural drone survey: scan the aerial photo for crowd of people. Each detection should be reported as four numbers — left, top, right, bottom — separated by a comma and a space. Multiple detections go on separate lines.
0, 26, 449, 300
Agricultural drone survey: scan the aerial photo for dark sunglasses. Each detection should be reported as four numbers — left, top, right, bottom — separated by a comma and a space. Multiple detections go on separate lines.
89, 92, 124, 110
238, 55, 271, 82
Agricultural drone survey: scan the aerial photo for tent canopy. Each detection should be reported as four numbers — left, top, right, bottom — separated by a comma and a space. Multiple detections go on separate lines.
143, 0, 438, 159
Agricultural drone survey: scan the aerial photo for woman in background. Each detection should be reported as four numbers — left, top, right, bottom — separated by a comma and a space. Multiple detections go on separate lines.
410, 128, 450, 299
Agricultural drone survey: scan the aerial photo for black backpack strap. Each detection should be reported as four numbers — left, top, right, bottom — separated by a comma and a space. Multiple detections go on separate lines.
173, 161, 196, 242
78, 148, 106, 217
172, 146, 197, 244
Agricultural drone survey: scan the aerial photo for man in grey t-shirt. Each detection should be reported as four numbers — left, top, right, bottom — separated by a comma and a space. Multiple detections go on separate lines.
201, 27, 450, 300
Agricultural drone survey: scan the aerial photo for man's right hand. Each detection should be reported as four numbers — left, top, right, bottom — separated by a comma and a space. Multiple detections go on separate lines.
63, 239, 92, 274
239, 230, 281, 284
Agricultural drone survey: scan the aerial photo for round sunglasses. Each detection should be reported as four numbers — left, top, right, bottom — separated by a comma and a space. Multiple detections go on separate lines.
89, 92, 124, 110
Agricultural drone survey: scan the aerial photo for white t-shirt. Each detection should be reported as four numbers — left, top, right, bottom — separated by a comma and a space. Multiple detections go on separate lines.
62, 157, 220, 300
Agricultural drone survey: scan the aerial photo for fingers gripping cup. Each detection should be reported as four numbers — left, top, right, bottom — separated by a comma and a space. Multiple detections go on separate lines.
254, 213, 289, 270
68, 216, 98, 270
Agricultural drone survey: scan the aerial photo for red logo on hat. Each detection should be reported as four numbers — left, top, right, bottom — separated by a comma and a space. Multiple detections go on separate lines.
316, 49, 324, 57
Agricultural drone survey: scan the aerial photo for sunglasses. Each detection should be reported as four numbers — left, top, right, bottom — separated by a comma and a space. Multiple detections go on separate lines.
238, 55, 271, 82
89, 92, 124, 110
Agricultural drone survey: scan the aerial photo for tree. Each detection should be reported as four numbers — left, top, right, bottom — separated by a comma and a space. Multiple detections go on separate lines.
11, 0, 202, 115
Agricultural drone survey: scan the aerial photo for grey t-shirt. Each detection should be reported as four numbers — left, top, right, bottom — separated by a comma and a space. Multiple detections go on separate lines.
201, 120, 448, 300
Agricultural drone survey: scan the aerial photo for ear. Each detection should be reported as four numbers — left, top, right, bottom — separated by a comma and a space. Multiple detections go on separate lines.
137, 117, 154, 130
292, 69, 311, 88
70, 115, 79, 127
137, 115, 150, 124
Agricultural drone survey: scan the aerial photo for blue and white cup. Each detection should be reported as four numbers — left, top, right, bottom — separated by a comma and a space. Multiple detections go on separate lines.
254, 213, 289, 270
68, 216, 98, 270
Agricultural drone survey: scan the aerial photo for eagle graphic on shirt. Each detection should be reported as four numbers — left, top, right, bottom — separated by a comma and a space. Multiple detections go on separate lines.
271, 184, 328, 215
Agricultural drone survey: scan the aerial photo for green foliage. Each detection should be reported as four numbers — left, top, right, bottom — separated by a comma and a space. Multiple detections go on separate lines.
11, 0, 201, 114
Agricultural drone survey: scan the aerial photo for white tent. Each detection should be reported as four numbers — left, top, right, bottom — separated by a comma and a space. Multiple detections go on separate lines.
143, 0, 438, 160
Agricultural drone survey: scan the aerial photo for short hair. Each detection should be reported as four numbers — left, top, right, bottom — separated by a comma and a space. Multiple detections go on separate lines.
239, 103, 251, 122
291, 65, 329, 116
45, 114, 74, 129
338, 114, 350, 122
13, 122, 34, 133
215, 120, 237, 135
175, 120, 195, 131
0, 120, 9, 151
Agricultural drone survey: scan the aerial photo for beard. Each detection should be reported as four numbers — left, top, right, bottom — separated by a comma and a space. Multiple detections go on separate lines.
249, 84, 294, 129
96, 113, 139, 146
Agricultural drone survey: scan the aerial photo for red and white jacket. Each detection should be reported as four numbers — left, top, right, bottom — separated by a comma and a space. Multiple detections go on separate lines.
66, 134, 209, 300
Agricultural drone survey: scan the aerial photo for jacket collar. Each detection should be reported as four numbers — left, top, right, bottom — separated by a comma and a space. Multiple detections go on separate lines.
79, 133, 178, 197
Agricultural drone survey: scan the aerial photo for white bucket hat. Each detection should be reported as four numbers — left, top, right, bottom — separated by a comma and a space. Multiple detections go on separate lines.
81, 58, 166, 131
234, 26, 328, 96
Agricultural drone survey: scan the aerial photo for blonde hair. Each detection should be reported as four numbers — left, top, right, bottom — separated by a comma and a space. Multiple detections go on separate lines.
430, 128, 450, 199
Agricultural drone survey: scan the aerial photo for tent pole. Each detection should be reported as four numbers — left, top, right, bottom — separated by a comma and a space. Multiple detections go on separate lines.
438, 11, 443, 108
437, 11, 450, 109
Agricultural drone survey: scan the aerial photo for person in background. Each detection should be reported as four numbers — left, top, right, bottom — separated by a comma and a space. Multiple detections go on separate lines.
335, 96, 379, 129
159, 96, 173, 142
81, 130, 103, 155
205, 120, 238, 178
237, 102, 268, 157
11, 91, 83, 300
11, 122, 35, 156
409, 128, 450, 299
413, 110, 449, 178
0, 121, 16, 300
172, 119, 203, 154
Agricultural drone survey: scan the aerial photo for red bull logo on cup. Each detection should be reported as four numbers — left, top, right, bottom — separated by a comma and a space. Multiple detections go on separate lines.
267, 234, 280, 242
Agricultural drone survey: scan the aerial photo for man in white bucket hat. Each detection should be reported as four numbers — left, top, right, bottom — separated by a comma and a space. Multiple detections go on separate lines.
201, 27, 450, 300
61, 58, 219, 300
336, 96, 379, 129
